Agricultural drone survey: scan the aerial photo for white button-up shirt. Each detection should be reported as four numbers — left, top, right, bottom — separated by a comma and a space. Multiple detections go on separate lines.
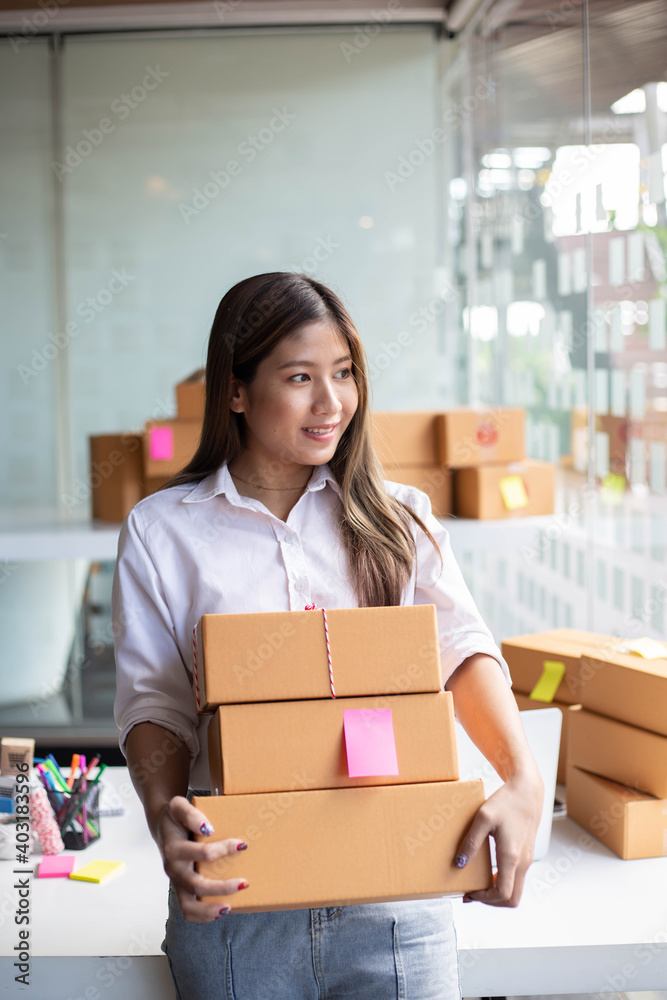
112, 461, 511, 790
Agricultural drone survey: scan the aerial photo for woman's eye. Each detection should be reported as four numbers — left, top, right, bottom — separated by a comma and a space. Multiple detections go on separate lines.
290, 374, 309, 383
335, 368, 352, 379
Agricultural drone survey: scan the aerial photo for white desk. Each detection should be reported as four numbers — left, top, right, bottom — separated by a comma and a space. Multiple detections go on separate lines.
2, 768, 666, 998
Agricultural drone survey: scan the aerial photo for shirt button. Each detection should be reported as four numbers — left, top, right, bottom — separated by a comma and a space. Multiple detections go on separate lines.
295, 577, 308, 593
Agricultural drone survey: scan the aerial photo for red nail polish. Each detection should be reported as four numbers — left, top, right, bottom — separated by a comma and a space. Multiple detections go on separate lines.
236, 842, 248, 851
217, 906, 231, 918
237, 880, 249, 891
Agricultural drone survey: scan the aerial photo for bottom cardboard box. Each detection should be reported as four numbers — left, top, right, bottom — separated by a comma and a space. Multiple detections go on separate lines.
513, 693, 579, 784
89, 433, 144, 523
194, 780, 491, 911
569, 708, 667, 799
567, 765, 667, 859
454, 460, 555, 519
383, 466, 452, 517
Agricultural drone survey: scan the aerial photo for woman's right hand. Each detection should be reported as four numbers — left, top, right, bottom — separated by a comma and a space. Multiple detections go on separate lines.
156, 795, 249, 922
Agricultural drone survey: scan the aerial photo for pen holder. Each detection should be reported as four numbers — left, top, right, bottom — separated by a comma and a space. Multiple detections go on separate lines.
46, 783, 102, 850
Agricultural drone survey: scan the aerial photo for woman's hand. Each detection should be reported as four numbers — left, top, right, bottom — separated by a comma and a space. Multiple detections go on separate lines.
156, 795, 249, 922
454, 769, 544, 907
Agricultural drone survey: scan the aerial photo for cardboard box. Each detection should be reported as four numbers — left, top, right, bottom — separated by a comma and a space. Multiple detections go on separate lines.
568, 708, 667, 799
143, 419, 201, 478
571, 407, 628, 479
193, 780, 492, 910
193, 605, 442, 712
383, 466, 452, 517
371, 412, 440, 467
176, 369, 206, 420
142, 475, 171, 499
1, 738, 34, 775
501, 629, 614, 705
513, 693, 578, 785
579, 646, 667, 737
89, 434, 144, 523
208, 691, 458, 795
454, 460, 554, 519
437, 408, 524, 468
567, 764, 667, 860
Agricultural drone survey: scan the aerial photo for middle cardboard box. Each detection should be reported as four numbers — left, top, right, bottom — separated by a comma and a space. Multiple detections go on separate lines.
208, 691, 458, 795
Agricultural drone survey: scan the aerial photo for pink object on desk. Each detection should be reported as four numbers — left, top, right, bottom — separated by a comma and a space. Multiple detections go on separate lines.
149, 426, 174, 461
343, 708, 399, 778
38, 856, 76, 878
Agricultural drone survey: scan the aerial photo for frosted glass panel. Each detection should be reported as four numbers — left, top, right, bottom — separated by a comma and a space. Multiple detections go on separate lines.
61, 30, 442, 496
0, 39, 58, 508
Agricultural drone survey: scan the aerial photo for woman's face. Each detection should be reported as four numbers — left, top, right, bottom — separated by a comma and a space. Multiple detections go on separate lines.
230, 319, 359, 473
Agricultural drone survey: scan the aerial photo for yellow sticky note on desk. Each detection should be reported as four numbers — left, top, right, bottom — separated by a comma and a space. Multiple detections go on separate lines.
622, 637, 667, 660
529, 660, 566, 702
70, 860, 125, 883
499, 475, 529, 510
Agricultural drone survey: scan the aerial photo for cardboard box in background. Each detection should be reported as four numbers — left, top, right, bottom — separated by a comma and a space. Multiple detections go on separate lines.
194, 605, 442, 712
568, 708, 667, 799
502, 629, 614, 705
176, 369, 206, 420
143, 419, 201, 478
383, 466, 452, 517
89, 433, 144, 523
193, 780, 492, 910
142, 475, 171, 499
437, 408, 524, 468
513, 693, 578, 785
570, 407, 628, 479
208, 691, 459, 795
371, 412, 440, 467
579, 646, 667, 738
454, 460, 555, 519
566, 764, 667, 860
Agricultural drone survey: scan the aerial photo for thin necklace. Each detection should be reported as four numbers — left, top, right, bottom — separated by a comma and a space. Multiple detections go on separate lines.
230, 470, 310, 492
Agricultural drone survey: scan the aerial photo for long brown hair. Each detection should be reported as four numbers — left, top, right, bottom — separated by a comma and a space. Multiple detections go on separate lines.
164, 272, 441, 607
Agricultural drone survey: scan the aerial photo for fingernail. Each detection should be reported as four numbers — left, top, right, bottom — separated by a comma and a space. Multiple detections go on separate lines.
236, 842, 248, 852
200, 822, 214, 836
462, 895, 473, 903
454, 853, 468, 869
237, 880, 249, 891
217, 906, 231, 918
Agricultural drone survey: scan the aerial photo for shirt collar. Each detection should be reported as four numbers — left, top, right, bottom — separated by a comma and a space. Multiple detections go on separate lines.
181, 460, 342, 504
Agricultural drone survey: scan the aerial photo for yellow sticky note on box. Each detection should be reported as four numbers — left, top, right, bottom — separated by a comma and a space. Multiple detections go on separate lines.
70, 860, 125, 883
622, 637, 667, 660
529, 660, 566, 702
499, 475, 529, 510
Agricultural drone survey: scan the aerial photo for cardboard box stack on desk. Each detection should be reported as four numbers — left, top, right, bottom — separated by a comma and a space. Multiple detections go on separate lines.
501, 628, 614, 785
88, 369, 204, 522
567, 637, 667, 859
371, 412, 452, 516
441, 408, 555, 519
191, 604, 493, 911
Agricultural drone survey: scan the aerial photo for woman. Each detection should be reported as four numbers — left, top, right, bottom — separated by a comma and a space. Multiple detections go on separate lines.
112, 271, 543, 1000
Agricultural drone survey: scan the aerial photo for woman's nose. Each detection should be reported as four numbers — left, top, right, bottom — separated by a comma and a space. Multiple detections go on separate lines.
312, 379, 344, 414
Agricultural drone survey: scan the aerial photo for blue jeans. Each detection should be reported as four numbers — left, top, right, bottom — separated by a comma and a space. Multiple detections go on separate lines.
162, 886, 461, 1000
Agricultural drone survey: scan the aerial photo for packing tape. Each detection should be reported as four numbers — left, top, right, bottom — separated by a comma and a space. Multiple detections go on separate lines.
529, 660, 566, 702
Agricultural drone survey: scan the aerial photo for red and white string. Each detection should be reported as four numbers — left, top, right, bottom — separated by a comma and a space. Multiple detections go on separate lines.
306, 603, 335, 699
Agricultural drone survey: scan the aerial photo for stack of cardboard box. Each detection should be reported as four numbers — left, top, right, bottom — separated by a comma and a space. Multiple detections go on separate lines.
501, 628, 614, 785
89, 370, 204, 522
567, 642, 667, 859
372, 408, 555, 520
191, 604, 493, 911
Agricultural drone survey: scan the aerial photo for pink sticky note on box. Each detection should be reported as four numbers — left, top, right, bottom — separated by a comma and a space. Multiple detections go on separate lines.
343, 708, 399, 778
38, 855, 76, 878
149, 426, 174, 461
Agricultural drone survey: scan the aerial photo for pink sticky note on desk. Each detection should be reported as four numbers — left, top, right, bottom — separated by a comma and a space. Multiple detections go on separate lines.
149, 426, 174, 461
343, 708, 399, 777
38, 855, 76, 878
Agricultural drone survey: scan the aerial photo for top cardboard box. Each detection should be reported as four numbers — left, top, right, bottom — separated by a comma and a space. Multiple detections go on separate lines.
176, 369, 206, 421
193, 604, 442, 712
579, 645, 667, 737
371, 412, 440, 467
437, 408, 525, 468
501, 628, 615, 704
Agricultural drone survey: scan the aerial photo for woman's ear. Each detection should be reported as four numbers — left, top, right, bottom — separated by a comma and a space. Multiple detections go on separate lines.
229, 377, 246, 414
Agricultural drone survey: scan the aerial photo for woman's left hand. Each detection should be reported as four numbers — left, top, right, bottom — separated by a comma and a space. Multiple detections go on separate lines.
453, 769, 544, 907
